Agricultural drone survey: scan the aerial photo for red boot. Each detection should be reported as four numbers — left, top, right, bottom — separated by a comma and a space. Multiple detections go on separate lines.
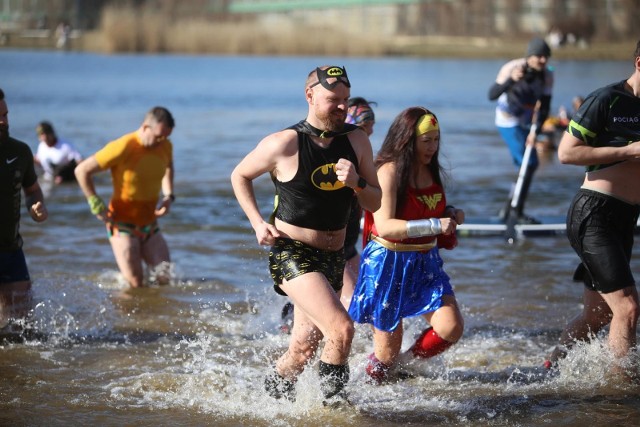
410, 327, 453, 359
365, 353, 390, 385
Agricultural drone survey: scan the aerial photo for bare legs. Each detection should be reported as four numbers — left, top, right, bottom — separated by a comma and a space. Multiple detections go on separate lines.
339, 253, 359, 310
0, 281, 32, 329
271, 272, 354, 398
109, 232, 171, 287
549, 286, 639, 365
367, 295, 464, 383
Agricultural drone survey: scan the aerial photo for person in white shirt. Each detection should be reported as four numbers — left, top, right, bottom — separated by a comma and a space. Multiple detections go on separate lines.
35, 121, 82, 184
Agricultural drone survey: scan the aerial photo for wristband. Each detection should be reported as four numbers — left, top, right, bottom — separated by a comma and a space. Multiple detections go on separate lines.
406, 218, 442, 238
354, 177, 367, 193
88, 195, 106, 215
445, 205, 456, 219
164, 194, 176, 202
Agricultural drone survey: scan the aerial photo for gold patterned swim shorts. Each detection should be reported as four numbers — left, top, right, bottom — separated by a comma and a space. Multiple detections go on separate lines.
269, 238, 345, 296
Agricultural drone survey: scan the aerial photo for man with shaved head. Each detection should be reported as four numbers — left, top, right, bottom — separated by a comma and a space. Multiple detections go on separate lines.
231, 65, 381, 401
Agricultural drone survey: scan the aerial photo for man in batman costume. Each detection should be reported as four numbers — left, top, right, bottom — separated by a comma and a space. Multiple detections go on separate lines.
231, 66, 381, 401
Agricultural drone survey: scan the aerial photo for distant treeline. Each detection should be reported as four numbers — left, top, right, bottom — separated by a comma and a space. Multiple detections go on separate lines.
95, 3, 390, 56
4, 0, 632, 59
86, 1, 636, 58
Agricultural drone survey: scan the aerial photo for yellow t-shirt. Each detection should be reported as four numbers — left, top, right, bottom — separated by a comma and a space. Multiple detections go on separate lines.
95, 131, 173, 226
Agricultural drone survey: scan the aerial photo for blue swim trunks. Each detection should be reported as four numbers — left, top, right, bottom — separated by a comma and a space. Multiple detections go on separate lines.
0, 249, 30, 284
348, 240, 454, 332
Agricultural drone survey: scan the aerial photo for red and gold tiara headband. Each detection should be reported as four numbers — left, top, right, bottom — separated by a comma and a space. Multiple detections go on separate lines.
416, 113, 439, 136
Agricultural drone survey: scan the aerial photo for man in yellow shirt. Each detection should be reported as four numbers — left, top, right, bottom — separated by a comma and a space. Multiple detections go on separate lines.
75, 107, 175, 287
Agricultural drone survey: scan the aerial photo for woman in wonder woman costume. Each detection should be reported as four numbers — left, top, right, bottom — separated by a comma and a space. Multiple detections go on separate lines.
348, 106, 465, 384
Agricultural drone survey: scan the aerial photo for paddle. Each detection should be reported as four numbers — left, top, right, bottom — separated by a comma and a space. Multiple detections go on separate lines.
504, 141, 534, 243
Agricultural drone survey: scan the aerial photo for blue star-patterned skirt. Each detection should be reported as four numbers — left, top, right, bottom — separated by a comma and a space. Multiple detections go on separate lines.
348, 240, 454, 332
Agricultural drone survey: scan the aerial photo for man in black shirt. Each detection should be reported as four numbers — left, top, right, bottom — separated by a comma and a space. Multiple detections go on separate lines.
0, 88, 48, 328
546, 41, 640, 373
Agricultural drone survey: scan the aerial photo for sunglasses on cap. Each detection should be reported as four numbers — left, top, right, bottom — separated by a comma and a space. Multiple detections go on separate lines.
309, 66, 351, 90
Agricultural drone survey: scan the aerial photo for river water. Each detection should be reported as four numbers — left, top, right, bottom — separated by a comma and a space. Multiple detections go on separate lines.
1, 49, 639, 426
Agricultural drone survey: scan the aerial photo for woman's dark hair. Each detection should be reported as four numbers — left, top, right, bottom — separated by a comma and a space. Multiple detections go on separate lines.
375, 106, 448, 212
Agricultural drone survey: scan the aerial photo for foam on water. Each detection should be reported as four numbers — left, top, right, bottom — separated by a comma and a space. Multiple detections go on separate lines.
3, 267, 639, 426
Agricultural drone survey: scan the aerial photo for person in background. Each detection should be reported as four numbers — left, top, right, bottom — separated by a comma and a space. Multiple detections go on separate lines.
537, 95, 585, 154
488, 37, 554, 223
545, 41, 640, 374
0, 88, 48, 328
562, 96, 585, 129
34, 121, 82, 184
349, 107, 465, 384
346, 97, 376, 138
340, 97, 377, 308
280, 96, 378, 332
55, 21, 71, 50
74, 107, 176, 288
231, 66, 381, 401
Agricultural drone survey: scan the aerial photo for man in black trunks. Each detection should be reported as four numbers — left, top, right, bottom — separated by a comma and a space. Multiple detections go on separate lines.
231, 66, 381, 401
0, 88, 48, 328
546, 41, 640, 372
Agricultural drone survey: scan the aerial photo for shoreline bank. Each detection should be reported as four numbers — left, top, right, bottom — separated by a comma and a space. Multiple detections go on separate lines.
1, 31, 632, 61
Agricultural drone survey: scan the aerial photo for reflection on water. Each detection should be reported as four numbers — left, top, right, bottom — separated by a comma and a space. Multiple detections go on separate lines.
1, 50, 639, 426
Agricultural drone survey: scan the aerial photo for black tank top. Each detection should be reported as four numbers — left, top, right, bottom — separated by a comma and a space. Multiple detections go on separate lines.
272, 121, 360, 231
